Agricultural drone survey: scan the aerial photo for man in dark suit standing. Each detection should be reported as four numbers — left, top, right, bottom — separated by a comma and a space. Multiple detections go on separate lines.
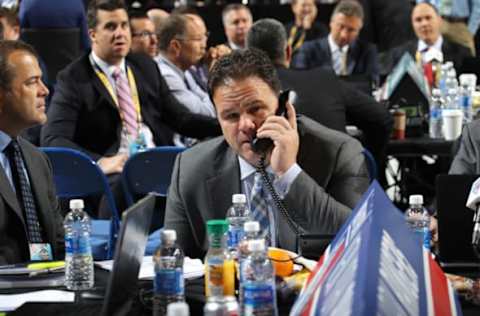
0, 40, 64, 264
390, 2, 472, 73
247, 18, 392, 186
41, 0, 220, 176
164, 49, 370, 258
291, 0, 379, 84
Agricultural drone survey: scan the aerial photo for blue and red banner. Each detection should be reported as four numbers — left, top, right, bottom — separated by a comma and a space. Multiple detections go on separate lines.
291, 181, 462, 316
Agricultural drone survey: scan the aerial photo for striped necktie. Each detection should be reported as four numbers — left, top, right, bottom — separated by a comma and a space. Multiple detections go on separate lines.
332, 48, 347, 75
250, 172, 271, 243
112, 67, 138, 139
5, 140, 43, 243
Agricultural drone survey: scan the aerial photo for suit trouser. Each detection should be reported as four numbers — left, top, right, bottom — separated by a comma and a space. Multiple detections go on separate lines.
441, 20, 476, 56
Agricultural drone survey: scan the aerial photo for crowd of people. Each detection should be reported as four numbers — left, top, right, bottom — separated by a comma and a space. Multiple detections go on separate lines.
0, 0, 480, 265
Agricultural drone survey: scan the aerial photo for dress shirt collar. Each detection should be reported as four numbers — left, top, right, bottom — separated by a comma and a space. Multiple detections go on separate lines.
328, 33, 349, 55
156, 53, 186, 80
0, 130, 12, 153
418, 35, 443, 53
238, 155, 275, 181
228, 41, 242, 51
91, 50, 127, 78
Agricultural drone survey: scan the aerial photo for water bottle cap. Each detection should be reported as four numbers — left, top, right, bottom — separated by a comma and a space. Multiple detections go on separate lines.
409, 195, 423, 205
166, 302, 189, 316
244, 221, 260, 232
69, 199, 84, 209
232, 194, 246, 203
431, 88, 441, 97
248, 239, 265, 252
207, 219, 228, 235
161, 229, 177, 242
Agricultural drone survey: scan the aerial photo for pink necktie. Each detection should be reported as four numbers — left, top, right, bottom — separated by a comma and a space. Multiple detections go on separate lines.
112, 67, 138, 139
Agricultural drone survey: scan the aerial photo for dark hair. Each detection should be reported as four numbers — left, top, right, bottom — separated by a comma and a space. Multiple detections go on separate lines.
157, 14, 189, 52
246, 18, 287, 65
128, 10, 149, 20
0, 7, 19, 27
332, 0, 364, 21
87, 0, 127, 29
0, 40, 38, 90
222, 4, 251, 26
414, 2, 440, 16
208, 48, 281, 97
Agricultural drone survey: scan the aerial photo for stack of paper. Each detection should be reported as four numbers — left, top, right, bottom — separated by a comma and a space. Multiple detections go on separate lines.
0, 290, 74, 312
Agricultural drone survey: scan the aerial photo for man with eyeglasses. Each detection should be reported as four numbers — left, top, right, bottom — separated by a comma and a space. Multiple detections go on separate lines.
129, 11, 158, 58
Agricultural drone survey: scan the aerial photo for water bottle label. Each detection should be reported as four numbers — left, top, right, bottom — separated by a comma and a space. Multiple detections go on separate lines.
243, 283, 276, 315
423, 228, 431, 250
206, 257, 224, 289
228, 226, 244, 248
430, 108, 441, 120
65, 236, 92, 255
154, 268, 184, 295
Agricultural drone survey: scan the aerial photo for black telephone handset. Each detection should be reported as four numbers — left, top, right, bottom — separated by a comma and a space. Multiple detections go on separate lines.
251, 90, 290, 154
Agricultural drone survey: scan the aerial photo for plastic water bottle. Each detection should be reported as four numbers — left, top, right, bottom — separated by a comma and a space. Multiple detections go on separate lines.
429, 88, 443, 139
405, 195, 431, 250
444, 88, 459, 109
153, 230, 185, 316
238, 221, 261, 314
459, 82, 473, 125
64, 199, 94, 290
226, 194, 250, 258
241, 239, 278, 316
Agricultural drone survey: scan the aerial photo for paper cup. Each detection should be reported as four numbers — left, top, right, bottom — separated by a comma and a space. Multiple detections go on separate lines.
442, 109, 463, 141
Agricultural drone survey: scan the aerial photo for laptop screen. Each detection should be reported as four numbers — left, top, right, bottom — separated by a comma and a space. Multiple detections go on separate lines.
436, 174, 479, 267
101, 194, 155, 316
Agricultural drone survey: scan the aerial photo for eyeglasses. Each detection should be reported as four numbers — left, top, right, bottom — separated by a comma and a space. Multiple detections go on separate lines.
175, 31, 210, 42
132, 31, 157, 39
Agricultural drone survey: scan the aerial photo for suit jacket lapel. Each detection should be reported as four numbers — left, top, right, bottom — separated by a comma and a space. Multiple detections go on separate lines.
320, 37, 332, 60
19, 140, 54, 243
205, 145, 241, 220
0, 161, 24, 226
86, 54, 118, 110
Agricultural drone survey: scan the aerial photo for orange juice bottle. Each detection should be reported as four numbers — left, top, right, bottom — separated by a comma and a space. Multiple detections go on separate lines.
204, 220, 230, 297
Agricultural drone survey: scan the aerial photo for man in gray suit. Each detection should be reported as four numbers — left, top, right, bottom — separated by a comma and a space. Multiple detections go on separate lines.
0, 40, 64, 264
164, 49, 370, 258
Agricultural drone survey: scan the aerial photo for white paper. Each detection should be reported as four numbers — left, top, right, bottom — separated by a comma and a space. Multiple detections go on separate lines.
0, 290, 74, 312
95, 256, 204, 280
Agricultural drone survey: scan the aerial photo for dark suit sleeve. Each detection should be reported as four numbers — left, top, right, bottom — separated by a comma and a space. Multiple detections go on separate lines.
283, 137, 369, 235
366, 44, 380, 85
153, 63, 221, 139
41, 70, 102, 161
449, 124, 478, 174
164, 154, 198, 258
342, 81, 392, 165
291, 42, 314, 70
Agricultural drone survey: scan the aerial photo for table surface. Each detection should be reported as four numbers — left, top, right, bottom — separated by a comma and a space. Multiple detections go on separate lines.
387, 135, 454, 157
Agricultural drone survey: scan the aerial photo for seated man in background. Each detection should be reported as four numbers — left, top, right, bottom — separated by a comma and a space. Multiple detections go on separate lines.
129, 10, 158, 58
41, 0, 220, 175
285, 0, 328, 55
164, 49, 370, 258
155, 14, 216, 118
449, 119, 480, 174
222, 3, 252, 50
247, 18, 392, 186
0, 7, 19, 41
0, 40, 63, 264
391, 2, 471, 74
292, 0, 379, 84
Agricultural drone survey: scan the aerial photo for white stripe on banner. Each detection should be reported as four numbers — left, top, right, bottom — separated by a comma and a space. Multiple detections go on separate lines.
447, 278, 458, 316
422, 249, 434, 316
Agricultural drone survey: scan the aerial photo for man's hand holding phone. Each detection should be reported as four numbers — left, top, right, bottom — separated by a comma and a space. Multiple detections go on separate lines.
256, 102, 299, 177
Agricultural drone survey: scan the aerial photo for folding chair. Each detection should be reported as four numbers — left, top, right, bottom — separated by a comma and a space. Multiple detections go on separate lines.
122, 146, 185, 255
122, 146, 186, 206
41, 147, 120, 260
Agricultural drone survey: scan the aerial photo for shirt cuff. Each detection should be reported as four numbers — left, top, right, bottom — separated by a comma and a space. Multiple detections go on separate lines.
273, 163, 302, 198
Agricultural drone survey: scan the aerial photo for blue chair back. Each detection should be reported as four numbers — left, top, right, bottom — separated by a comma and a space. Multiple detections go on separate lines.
40, 147, 120, 259
122, 146, 185, 206
362, 148, 378, 182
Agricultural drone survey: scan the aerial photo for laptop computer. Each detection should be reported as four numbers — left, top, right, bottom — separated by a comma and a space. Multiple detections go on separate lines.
436, 175, 480, 271
11, 194, 155, 315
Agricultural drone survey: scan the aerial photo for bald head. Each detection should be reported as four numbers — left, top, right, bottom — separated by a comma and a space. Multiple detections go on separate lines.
411, 2, 442, 45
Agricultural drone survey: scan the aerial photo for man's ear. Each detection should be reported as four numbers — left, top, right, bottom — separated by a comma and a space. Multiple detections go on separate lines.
170, 39, 182, 58
88, 28, 96, 44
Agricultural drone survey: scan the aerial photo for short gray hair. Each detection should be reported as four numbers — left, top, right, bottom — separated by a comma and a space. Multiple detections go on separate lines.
331, 0, 364, 21
246, 18, 287, 65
